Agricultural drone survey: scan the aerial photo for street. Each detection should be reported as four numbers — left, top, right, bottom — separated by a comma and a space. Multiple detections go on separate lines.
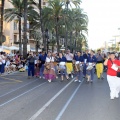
0, 72, 120, 120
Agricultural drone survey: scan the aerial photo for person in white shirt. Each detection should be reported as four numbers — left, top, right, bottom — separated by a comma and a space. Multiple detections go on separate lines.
65, 50, 74, 78
43, 51, 56, 82
5, 58, 11, 73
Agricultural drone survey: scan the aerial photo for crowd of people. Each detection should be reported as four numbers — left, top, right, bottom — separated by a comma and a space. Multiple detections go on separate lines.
0, 52, 26, 74
1, 49, 120, 100
26, 49, 110, 83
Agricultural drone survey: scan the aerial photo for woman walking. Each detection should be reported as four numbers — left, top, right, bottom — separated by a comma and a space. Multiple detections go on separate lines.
34, 60, 40, 77
58, 53, 69, 82
44, 52, 56, 82
86, 50, 97, 83
104, 52, 120, 100
74, 51, 84, 83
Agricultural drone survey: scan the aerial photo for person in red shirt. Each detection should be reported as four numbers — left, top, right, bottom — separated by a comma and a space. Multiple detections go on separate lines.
104, 52, 120, 100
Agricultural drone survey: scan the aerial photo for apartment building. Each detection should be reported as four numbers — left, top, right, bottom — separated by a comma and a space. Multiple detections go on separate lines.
1, 0, 48, 52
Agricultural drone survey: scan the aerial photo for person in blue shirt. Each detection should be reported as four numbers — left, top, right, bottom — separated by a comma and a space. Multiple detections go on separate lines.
74, 51, 84, 82
39, 51, 47, 79
86, 50, 97, 83
83, 50, 90, 78
58, 53, 69, 81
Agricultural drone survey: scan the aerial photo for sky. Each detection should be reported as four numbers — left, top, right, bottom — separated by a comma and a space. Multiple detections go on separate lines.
81, 0, 120, 50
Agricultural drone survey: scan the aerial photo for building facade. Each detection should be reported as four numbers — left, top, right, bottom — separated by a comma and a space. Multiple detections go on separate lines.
1, 0, 48, 52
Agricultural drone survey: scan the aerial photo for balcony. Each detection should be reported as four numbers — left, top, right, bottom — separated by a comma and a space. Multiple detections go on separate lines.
14, 41, 19, 44
29, 38, 35, 41
13, 30, 19, 34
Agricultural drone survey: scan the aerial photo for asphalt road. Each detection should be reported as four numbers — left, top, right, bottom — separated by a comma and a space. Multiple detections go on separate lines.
0, 71, 120, 120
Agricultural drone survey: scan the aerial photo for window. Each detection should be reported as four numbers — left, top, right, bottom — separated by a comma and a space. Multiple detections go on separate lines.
14, 21, 17, 30
14, 34, 17, 42
43, 2, 46, 5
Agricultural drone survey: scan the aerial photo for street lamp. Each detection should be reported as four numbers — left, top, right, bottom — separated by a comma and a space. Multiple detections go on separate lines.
112, 35, 120, 51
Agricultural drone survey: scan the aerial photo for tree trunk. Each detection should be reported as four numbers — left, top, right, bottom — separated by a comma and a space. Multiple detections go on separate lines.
35, 41, 38, 53
19, 18, 22, 55
69, 31, 72, 51
65, 2, 69, 50
65, 26, 68, 50
39, 0, 45, 51
0, 0, 5, 46
52, 45, 54, 52
55, 20, 59, 52
75, 30, 77, 51
23, 0, 28, 58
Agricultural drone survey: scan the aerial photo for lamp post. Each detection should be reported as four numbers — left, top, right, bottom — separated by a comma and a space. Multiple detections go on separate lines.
113, 35, 120, 51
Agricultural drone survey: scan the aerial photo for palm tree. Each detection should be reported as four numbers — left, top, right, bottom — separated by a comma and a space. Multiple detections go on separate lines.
0, 0, 5, 46
42, 0, 64, 52
62, 0, 81, 49
72, 8, 88, 51
26, 0, 88, 52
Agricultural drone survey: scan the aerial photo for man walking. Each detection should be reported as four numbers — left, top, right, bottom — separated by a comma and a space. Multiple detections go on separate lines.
27, 53, 36, 79
96, 50, 104, 79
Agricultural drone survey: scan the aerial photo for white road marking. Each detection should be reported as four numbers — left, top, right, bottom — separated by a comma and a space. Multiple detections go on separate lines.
0, 79, 38, 98
28, 78, 75, 120
0, 82, 46, 107
1, 71, 19, 76
55, 80, 84, 120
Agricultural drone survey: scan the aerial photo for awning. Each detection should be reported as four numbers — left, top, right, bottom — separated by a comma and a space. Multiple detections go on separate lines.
0, 46, 3, 51
9, 46, 19, 50
2, 46, 10, 50
30, 48, 41, 52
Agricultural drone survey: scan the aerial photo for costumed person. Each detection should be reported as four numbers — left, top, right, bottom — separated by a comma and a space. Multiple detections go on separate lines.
34, 60, 40, 77
96, 49, 104, 79
52, 51, 59, 78
83, 50, 90, 78
104, 52, 120, 100
65, 49, 74, 78
58, 53, 69, 82
44, 51, 56, 82
74, 51, 84, 83
86, 50, 97, 83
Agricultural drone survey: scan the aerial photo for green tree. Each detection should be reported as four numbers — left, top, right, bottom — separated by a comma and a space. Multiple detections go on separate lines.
62, 0, 81, 49
42, 0, 64, 52
72, 8, 88, 51
0, 0, 5, 46
26, 0, 88, 52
